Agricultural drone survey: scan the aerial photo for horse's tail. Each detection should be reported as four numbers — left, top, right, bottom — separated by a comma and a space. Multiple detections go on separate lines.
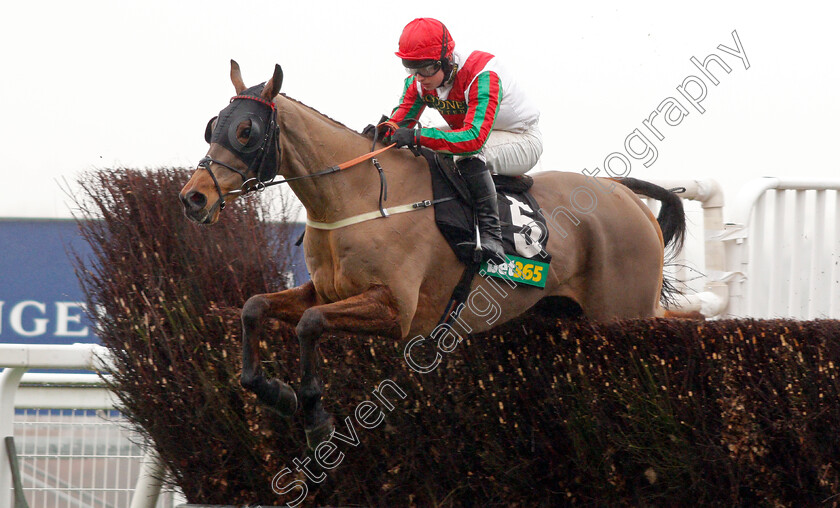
617, 177, 686, 254
617, 177, 688, 307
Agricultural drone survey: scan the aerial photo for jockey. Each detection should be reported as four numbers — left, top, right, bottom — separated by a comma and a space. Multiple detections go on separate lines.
382, 17, 543, 263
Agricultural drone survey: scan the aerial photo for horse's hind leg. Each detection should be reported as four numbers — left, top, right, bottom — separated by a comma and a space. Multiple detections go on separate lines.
240, 281, 318, 417
295, 286, 401, 449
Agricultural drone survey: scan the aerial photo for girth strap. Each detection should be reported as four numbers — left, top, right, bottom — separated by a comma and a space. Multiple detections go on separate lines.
305, 196, 455, 231
436, 260, 481, 328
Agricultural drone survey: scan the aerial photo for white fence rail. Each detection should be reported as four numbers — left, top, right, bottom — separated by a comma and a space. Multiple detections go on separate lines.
644, 177, 839, 319
0, 344, 177, 508
723, 177, 840, 319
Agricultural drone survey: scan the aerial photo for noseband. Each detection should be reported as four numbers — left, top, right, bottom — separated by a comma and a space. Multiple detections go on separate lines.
198, 86, 280, 211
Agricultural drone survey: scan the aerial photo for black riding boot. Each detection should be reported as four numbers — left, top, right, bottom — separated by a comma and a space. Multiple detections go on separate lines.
457, 157, 507, 264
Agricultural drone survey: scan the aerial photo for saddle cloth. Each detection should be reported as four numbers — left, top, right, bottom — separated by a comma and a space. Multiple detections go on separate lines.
420, 150, 552, 288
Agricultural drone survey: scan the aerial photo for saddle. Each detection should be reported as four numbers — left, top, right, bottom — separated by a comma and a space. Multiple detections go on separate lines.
419, 149, 552, 288
358, 121, 551, 288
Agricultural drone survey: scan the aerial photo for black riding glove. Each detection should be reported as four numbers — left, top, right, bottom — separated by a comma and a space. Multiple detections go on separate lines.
392, 128, 419, 149
361, 115, 393, 141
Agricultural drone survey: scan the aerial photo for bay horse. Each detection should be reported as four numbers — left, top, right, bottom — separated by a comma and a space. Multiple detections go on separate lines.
179, 61, 687, 447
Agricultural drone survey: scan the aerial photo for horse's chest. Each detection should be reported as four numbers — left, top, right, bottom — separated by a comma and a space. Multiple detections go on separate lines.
310, 266, 354, 302
305, 243, 373, 303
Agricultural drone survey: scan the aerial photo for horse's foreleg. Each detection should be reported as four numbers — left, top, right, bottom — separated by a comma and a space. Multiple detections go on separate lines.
241, 281, 318, 417
295, 285, 401, 449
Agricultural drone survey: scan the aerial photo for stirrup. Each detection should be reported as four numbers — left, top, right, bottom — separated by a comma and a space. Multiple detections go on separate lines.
480, 241, 507, 264
458, 225, 506, 264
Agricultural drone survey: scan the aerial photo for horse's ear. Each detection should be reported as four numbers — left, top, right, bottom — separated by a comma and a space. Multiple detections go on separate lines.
261, 64, 283, 101
230, 59, 246, 94
204, 116, 218, 143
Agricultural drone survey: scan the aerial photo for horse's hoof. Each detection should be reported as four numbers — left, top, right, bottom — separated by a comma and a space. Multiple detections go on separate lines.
265, 378, 297, 417
305, 415, 335, 450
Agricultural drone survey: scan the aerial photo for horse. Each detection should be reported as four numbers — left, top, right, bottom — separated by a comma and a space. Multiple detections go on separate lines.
179, 61, 688, 448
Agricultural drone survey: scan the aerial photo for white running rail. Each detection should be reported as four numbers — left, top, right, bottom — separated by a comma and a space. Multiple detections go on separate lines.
0, 343, 175, 508
722, 177, 840, 319
641, 176, 839, 319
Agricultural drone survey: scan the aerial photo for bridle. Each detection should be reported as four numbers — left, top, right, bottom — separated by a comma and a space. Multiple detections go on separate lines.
197, 88, 397, 217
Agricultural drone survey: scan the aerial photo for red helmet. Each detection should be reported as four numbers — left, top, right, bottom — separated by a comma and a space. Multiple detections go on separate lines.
395, 18, 455, 61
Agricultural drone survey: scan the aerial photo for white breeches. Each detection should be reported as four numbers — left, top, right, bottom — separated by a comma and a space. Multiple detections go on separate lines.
479, 122, 543, 176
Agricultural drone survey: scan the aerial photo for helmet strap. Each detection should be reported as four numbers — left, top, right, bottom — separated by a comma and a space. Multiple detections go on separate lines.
439, 22, 454, 84
439, 23, 449, 62
441, 59, 457, 86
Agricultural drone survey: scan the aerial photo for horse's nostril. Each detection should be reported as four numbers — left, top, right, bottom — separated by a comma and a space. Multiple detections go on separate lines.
183, 190, 207, 210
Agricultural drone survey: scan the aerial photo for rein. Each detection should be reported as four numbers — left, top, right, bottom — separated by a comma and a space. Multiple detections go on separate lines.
250, 143, 396, 193
200, 142, 396, 202
199, 100, 434, 230
198, 90, 397, 216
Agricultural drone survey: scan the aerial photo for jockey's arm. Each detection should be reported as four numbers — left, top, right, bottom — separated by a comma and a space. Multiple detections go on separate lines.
416, 71, 503, 156
388, 75, 426, 129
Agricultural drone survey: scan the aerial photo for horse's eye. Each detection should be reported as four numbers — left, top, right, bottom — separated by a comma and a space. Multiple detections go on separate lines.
242, 128, 251, 139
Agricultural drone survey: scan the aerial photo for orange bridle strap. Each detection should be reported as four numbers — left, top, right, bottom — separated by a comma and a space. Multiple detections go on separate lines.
226, 143, 397, 199
335, 143, 395, 171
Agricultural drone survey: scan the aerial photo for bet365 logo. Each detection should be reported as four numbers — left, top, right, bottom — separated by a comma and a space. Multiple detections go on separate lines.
481, 255, 548, 288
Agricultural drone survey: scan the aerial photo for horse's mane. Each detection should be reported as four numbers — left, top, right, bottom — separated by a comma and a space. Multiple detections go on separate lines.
277, 93, 364, 138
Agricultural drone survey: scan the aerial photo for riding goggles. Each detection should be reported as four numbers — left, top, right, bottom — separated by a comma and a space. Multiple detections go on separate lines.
404, 60, 441, 78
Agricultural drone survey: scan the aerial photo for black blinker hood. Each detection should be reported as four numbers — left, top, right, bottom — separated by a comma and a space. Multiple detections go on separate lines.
206, 83, 279, 182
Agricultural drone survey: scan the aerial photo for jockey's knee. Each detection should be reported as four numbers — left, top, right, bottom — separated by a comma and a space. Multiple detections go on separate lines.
455, 155, 487, 174
483, 124, 543, 175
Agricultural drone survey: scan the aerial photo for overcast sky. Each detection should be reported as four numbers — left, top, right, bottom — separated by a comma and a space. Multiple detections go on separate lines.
2, 1, 838, 221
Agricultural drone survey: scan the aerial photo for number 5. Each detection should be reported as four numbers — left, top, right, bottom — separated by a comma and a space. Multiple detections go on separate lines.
508, 196, 545, 258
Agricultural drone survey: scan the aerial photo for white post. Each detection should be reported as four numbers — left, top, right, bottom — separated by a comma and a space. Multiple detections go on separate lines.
833, 202, 840, 317
130, 449, 165, 508
696, 179, 730, 317
808, 191, 827, 319
0, 366, 27, 508
647, 178, 731, 317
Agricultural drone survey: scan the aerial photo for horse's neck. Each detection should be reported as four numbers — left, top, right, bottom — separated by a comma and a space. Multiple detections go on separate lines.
275, 97, 426, 222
